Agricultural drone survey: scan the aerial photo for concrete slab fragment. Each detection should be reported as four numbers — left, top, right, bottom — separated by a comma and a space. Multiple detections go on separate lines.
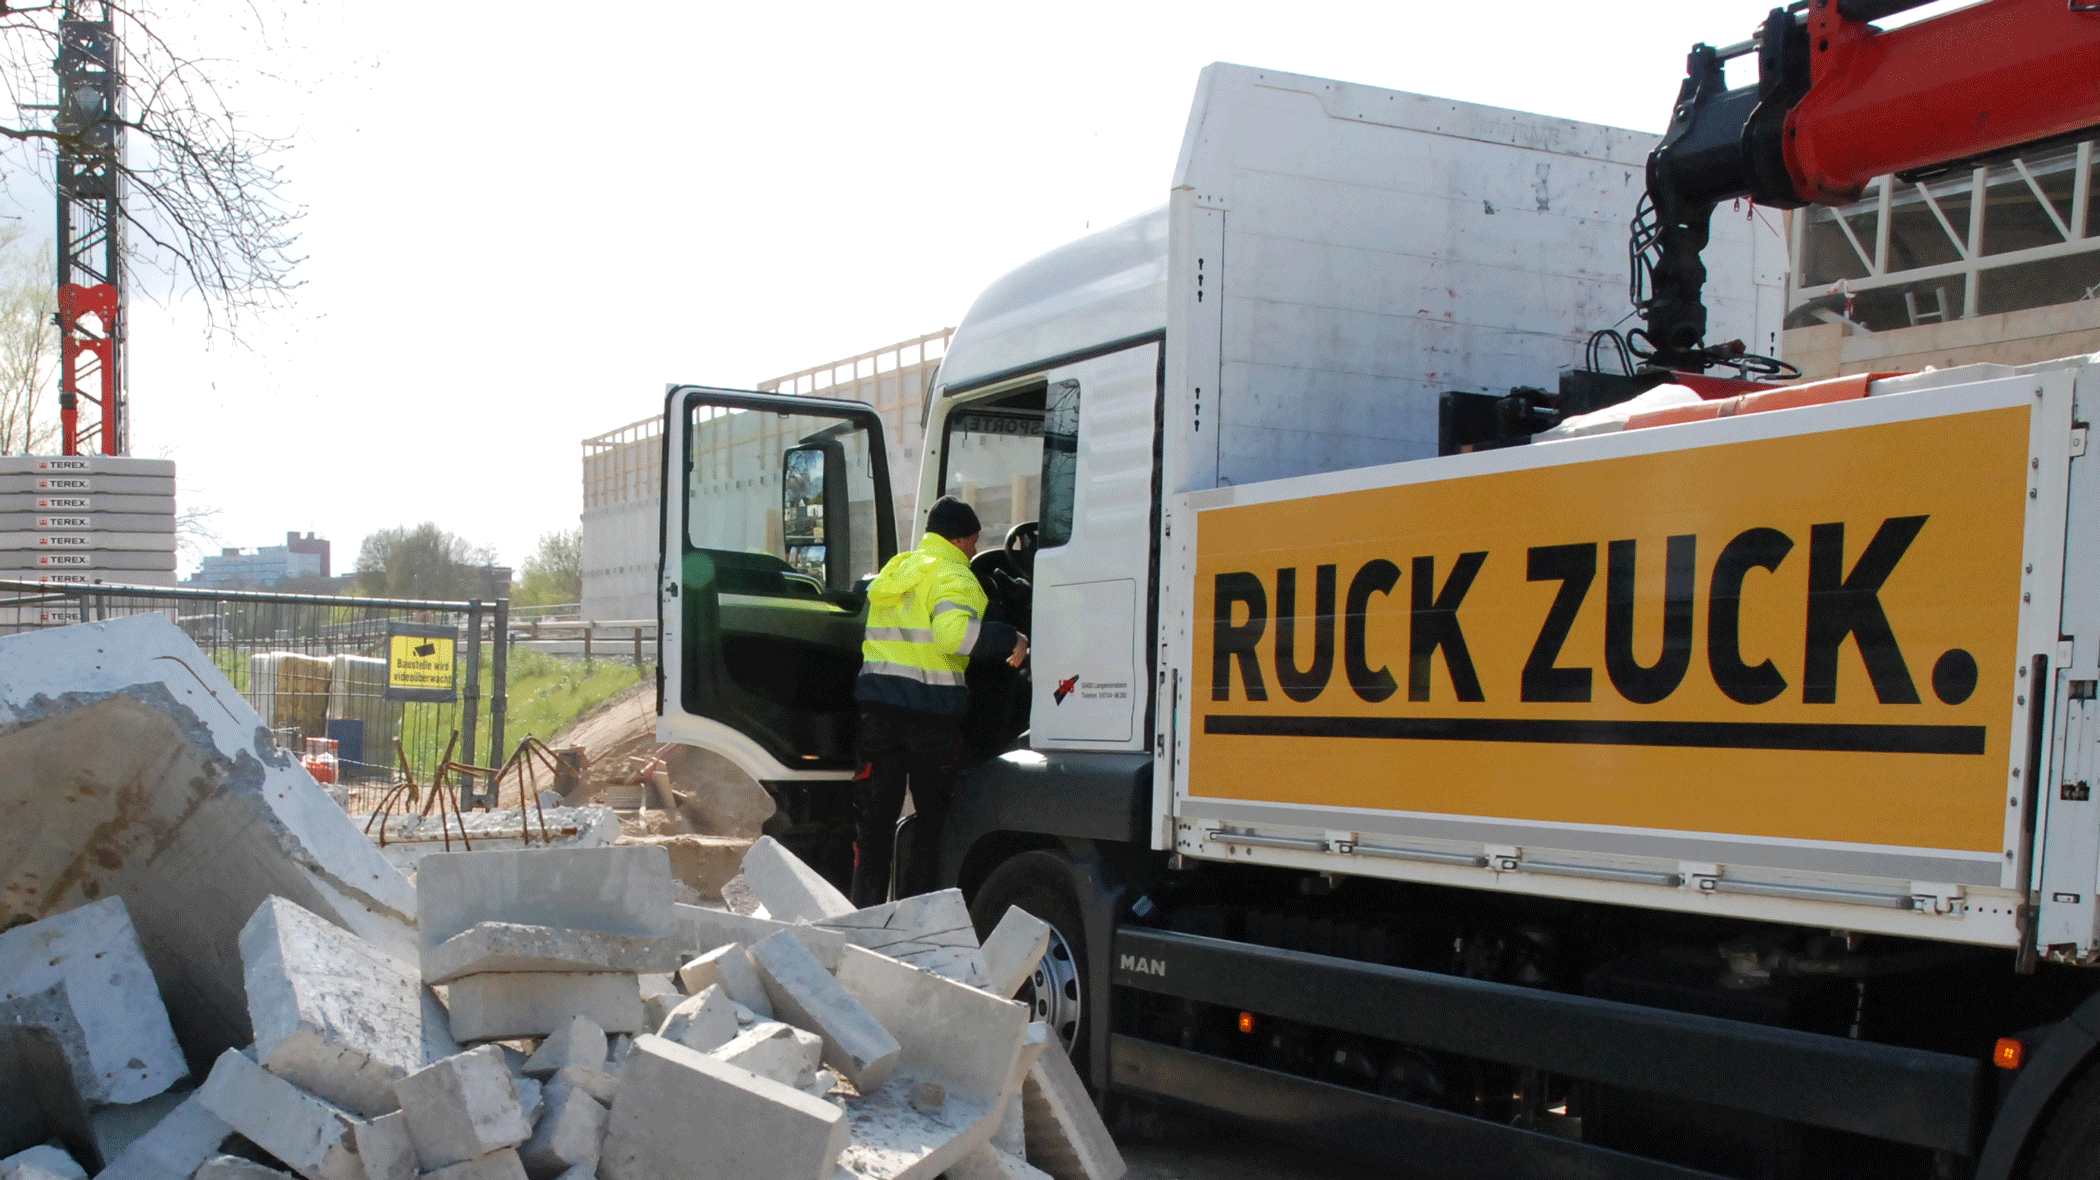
677, 943, 772, 1019
391, 1046, 530, 1170
415, 848, 675, 958
351, 1111, 416, 1180
194, 1050, 363, 1180
444, 973, 642, 1042
423, 1149, 526, 1180
0, 616, 419, 1068
242, 896, 454, 1118
515, 1084, 604, 1180
990, 1022, 1050, 1160
192, 1156, 291, 1180
599, 1035, 846, 1180
1, 1146, 84, 1180
711, 1020, 821, 1088
1019, 1041, 1124, 1180
421, 922, 684, 985
750, 932, 900, 1089
675, 904, 844, 972
979, 908, 1052, 1001
521, 1016, 606, 1079
85, 1089, 191, 1176
658, 986, 737, 1053
546, 1065, 617, 1107
817, 890, 987, 986
739, 837, 853, 924
947, 1145, 1051, 1180
8, 1164, 71, 1180
0, 897, 185, 1105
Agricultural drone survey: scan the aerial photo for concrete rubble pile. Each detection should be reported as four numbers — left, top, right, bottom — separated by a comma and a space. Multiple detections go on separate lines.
0, 616, 1126, 1180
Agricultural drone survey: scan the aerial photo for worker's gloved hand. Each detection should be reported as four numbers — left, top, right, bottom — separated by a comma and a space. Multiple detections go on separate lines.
1008, 634, 1029, 669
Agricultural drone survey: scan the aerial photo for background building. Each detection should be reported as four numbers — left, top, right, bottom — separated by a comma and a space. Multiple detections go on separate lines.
580, 331, 949, 622
188, 532, 331, 589
1782, 136, 2100, 376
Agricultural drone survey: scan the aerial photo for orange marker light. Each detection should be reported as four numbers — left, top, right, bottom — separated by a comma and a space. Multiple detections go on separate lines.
1994, 1037, 2025, 1070
1237, 1011, 1257, 1035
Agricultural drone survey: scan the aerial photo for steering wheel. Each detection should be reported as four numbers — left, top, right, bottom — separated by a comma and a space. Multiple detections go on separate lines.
1004, 521, 1040, 580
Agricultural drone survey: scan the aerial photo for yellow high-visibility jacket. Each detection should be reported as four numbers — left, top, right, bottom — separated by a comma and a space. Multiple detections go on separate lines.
855, 533, 1018, 715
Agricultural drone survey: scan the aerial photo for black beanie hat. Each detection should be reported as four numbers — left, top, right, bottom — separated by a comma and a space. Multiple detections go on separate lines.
925, 496, 981, 540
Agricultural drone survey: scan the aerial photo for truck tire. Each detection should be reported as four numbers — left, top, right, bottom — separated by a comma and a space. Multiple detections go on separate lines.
2027, 1059, 2100, 1179
971, 849, 1091, 1074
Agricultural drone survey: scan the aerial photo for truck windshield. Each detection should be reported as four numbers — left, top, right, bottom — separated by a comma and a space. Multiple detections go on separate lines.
938, 385, 1046, 545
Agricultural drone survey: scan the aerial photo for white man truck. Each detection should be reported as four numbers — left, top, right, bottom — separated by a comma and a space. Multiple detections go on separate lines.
658, 61, 2100, 1180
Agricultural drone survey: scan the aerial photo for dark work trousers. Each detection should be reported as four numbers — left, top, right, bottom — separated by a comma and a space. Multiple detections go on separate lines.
851, 701, 964, 907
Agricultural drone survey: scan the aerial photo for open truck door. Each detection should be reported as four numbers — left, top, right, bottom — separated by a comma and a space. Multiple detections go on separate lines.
657, 386, 897, 877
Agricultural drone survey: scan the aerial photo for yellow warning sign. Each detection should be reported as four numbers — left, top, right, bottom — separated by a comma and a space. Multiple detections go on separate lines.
386, 624, 458, 702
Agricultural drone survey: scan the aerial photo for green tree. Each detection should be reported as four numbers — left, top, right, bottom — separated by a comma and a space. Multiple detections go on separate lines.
355, 523, 497, 600
514, 528, 581, 608
0, 225, 55, 454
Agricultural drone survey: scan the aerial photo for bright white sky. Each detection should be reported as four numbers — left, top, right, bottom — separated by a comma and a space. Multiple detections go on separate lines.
0, 1, 1970, 576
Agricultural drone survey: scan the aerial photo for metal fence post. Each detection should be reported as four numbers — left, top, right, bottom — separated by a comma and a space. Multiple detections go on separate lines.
490, 598, 509, 777
632, 626, 642, 668
461, 599, 483, 811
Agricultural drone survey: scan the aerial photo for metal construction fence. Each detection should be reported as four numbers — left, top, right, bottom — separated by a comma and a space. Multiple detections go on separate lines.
0, 579, 513, 810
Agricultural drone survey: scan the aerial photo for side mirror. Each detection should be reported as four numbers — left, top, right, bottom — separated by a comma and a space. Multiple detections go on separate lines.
782, 441, 853, 592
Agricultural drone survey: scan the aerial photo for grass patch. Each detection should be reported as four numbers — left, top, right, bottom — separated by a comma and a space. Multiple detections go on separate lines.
401, 648, 649, 773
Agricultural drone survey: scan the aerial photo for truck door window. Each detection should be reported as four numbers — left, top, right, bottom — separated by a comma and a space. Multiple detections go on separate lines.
687, 404, 882, 598
1038, 378, 1080, 548
938, 384, 1046, 543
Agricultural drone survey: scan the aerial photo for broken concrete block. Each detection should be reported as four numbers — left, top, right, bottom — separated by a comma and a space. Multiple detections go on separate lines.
192, 1156, 291, 1180
421, 922, 685, 985
515, 1084, 605, 1180
711, 1020, 821, 1088
980, 907, 1052, 1001
8, 1165, 71, 1180
391, 1045, 530, 1171
0, 1147, 84, 1180
546, 1065, 617, 1107
513, 1076, 543, 1125
242, 895, 454, 1117
658, 986, 737, 1053
522, 1015, 606, 1079
816, 890, 988, 986
988, 1022, 1049, 1160
638, 974, 682, 1033
415, 848, 676, 960
0, 897, 186, 1106
676, 942, 773, 1018
947, 1146, 1052, 1180
750, 931, 900, 1089
423, 1149, 527, 1180
675, 904, 845, 972
802, 1069, 838, 1100
832, 945, 1032, 1180
1020, 1041, 1125, 1180
445, 972, 643, 1042
0, 615, 419, 1067
739, 836, 854, 924
91, 1091, 227, 1180
599, 1035, 846, 1180
352, 1111, 417, 1180
194, 1050, 363, 1180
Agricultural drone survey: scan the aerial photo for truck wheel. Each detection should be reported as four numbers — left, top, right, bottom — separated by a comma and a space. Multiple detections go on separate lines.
971, 849, 1090, 1071
2027, 1059, 2100, 1179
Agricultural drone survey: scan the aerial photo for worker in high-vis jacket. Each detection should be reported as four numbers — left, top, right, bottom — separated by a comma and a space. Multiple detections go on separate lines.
851, 496, 1028, 905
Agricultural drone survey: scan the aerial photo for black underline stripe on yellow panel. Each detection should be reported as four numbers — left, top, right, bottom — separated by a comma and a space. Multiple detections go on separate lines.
1201, 714, 1988, 756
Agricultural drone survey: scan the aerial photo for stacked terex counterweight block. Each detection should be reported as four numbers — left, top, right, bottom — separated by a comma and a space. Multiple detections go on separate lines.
0, 455, 176, 591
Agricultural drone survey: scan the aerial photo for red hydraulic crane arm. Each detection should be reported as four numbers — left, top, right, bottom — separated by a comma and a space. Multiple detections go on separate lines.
1632, 0, 2100, 373
1788, 0, 2100, 204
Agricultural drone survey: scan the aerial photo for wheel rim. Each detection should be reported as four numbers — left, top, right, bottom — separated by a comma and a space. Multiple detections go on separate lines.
1020, 922, 1083, 1052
